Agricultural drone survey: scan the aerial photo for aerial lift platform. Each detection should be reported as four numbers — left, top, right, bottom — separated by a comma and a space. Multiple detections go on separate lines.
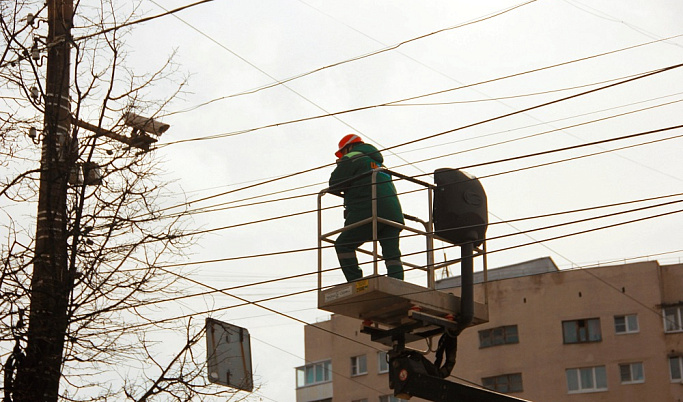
317, 168, 531, 402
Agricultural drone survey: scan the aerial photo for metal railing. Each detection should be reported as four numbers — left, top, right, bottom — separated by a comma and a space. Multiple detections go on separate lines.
317, 168, 441, 290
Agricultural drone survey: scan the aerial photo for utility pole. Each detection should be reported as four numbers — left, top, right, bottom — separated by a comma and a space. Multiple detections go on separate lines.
13, 0, 74, 401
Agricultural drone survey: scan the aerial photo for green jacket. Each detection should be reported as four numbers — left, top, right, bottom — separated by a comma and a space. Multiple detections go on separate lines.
329, 143, 404, 224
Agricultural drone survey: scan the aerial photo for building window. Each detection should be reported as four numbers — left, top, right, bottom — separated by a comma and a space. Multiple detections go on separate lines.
563, 318, 601, 343
614, 314, 639, 334
619, 362, 644, 384
352, 399, 368, 402
670, 356, 683, 381
479, 325, 519, 348
378, 351, 389, 374
296, 360, 332, 388
482, 373, 523, 393
379, 395, 407, 402
351, 354, 367, 376
664, 305, 683, 333
566, 366, 607, 393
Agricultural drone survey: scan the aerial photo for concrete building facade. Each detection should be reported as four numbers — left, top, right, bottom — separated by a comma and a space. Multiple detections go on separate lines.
296, 258, 683, 402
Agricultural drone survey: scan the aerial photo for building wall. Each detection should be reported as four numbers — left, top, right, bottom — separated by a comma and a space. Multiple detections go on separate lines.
330, 315, 390, 401
298, 260, 683, 402
661, 263, 683, 400
297, 320, 334, 402
454, 261, 680, 402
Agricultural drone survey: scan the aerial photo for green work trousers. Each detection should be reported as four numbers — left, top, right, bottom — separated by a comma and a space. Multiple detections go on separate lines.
335, 222, 403, 282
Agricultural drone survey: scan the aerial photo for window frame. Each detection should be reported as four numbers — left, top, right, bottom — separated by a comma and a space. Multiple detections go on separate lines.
566, 366, 608, 394
664, 305, 683, 333
562, 318, 602, 344
295, 359, 332, 388
619, 362, 644, 384
350, 354, 368, 377
478, 325, 519, 348
378, 351, 389, 374
670, 356, 683, 382
614, 314, 639, 335
481, 373, 523, 394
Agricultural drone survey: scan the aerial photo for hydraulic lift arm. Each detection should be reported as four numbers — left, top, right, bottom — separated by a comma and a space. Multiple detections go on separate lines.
320, 167, 531, 401
362, 308, 531, 402
361, 241, 531, 402
389, 350, 529, 402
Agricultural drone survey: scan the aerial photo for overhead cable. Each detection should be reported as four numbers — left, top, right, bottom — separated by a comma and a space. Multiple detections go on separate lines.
147, 63, 683, 220
112, 122, 683, 236
139, 92, 683, 221
92, 193, 683, 314
157, 0, 539, 117
158, 44, 683, 146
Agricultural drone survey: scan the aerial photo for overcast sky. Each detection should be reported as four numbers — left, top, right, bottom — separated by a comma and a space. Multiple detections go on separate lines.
120, 0, 683, 400
8, 0, 683, 400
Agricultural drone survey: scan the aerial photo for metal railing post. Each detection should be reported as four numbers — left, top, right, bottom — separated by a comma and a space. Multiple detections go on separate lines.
427, 187, 435, 289
317, 192, 324, 292
371, 170, 379, 276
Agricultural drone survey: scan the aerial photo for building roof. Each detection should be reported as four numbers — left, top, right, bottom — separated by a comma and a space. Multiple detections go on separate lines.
435, 256, 559, 289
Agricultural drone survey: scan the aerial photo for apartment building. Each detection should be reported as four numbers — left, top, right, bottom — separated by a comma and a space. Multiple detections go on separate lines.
295, 258, 683, 402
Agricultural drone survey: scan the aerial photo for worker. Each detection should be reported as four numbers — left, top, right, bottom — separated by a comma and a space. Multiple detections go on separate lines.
328, 134, 404, 282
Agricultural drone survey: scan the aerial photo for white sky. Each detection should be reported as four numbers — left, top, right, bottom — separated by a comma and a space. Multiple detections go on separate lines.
7, 0, 683, 400
123, 0, 683, 400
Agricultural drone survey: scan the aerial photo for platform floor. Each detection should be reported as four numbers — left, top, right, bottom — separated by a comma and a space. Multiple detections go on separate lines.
318, 276, 488, 328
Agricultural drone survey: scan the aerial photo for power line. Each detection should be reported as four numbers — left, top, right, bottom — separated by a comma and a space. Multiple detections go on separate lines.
13, 88, 683, 242
154, 0, 540, 118
397, 91, 683, 156
477, 132, 682, 181
5, 0, 680, 396
81, 199, 682, 398
135, 92, 683, 223
7, 3, 681, 220
157, 38, 683, 146
134, 122, 683, 235
414, 125, 683, 180
129, 1, 609, 201
86, 124, 683, 260
393, 97, 683, 170
87, 200, 683, 328
178, 127, 683, 238
108, 223, 683, 396
101, 193, 683, 290
73, 0, 218, 42
295, 0, 683, 200
144, 0, 413, 174
247, 202, 683, 267
93, 202, 683, 334
140, 62, 683, 224
0, 1, 216, 69
563, 0, 683, 49
75, 189, 683, 329
387, 73, 661, 106
381, 63, 683, 155
136, 5, 683, 286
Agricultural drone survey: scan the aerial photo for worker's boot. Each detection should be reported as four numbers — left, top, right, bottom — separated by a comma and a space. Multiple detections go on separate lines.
387, 260, 403, 280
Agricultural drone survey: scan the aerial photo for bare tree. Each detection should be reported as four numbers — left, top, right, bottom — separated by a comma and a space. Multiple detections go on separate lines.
1, 1, 250, 400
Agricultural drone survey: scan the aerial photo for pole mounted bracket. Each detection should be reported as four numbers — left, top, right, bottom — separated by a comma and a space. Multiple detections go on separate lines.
72, 113, 170, 152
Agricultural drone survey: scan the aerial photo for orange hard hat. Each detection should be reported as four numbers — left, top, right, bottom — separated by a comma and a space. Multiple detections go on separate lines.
335, 134, 363, 158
